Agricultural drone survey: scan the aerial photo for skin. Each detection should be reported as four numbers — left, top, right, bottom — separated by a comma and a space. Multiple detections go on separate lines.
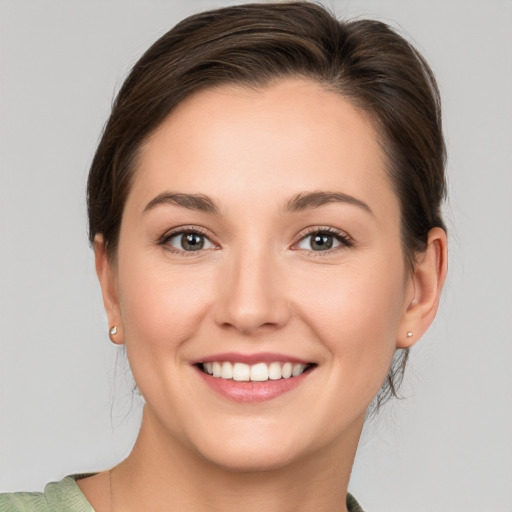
80, 78, 447, 512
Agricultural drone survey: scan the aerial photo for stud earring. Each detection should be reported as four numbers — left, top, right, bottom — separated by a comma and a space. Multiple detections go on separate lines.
407, 331, 413, 338
109, 326, 118, 336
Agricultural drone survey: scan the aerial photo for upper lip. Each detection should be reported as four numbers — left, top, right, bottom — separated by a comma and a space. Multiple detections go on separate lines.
191, 352, 312, 365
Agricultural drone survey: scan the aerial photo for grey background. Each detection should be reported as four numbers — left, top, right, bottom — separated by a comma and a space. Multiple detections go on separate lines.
1, 1, 511, 510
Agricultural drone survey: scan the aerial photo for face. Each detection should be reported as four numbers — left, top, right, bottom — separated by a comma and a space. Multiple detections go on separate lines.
101, 78, 418, 471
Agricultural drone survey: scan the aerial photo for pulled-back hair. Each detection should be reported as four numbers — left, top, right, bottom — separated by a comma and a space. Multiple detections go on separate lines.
87, 1, 446, 408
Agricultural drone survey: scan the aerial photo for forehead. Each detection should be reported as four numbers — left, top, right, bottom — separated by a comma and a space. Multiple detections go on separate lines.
129, 78, 399, 220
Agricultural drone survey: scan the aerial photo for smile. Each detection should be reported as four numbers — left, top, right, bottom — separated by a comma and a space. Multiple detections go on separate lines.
200, 361, 311, 381
194, 354, 316, 402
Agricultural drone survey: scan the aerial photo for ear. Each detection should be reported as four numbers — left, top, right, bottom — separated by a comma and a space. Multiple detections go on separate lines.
397, 227, 448, 348
94, 235, 124, 345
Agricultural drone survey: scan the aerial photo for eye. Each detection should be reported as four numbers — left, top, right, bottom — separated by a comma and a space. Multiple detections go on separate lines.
163, 229, 216, 253
295, 228, 352, 252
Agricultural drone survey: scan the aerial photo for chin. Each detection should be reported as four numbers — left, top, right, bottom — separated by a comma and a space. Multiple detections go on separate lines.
200, 443, 301, 474
187, 420, 321, 474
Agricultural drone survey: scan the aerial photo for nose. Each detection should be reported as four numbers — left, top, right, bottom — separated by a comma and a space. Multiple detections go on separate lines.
213, 245, 291, 335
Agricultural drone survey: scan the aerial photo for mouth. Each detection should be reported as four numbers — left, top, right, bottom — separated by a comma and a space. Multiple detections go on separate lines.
197, 361, 314, 382
193, 355, 316, 403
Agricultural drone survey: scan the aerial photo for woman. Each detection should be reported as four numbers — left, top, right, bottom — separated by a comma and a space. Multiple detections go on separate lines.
1, 2, 447, 511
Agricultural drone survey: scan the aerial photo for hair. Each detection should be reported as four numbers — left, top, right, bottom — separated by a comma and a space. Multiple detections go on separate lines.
87, 1, 446, 408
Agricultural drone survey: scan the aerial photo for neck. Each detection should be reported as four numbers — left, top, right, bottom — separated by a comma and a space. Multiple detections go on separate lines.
111, 407, 364, 512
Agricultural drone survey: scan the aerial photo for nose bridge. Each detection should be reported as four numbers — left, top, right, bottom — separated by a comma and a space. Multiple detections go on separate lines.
215, 239, 289, 334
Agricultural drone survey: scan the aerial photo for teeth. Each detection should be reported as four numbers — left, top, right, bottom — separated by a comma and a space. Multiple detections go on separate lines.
201, 361, 310, 381
281, 362, 292, 378
250, 362, 269, 381
232, 362, 250, 382
292, 363, 306, 377
221, 362, 233, 379
268, 362, 282, 380
212, 361, 222, 377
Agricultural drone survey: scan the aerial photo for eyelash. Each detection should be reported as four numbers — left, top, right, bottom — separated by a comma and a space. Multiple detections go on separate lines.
293, 226, 354, 255
158, 226, 354, 256
159, 226, 217, 256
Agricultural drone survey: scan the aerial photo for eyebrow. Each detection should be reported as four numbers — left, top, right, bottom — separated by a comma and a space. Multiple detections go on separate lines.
285, 191, 373, 216
144, 192, 220, 215
143, 190, 372, 216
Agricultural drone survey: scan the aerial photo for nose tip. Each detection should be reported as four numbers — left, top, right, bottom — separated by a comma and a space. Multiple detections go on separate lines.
213, 253, 290, 335
218, 299, 287, 334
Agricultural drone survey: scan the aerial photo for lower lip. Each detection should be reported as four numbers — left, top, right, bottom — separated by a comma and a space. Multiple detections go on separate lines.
195, 367, 312, 403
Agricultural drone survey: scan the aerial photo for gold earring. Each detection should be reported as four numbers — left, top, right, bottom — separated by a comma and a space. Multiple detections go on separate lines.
407, 331, 413, 338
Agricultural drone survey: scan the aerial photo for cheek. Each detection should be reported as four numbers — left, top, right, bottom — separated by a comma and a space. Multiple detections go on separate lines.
117, 256, 212, 362
301, 257, 404, 330
296, 257, 406, 390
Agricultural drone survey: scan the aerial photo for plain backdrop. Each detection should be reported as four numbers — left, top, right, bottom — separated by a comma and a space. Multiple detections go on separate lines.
1, 1, 511, 511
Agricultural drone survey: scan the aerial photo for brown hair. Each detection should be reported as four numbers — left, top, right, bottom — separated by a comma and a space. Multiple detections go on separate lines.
87, 1, 446, 407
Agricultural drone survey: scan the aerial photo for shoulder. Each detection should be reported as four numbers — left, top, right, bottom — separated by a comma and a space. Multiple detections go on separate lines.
0, 491, 50, 512
0, 475, 96, 512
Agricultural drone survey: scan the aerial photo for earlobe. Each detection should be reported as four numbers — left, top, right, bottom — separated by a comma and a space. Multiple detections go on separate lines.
397, 227, 448, 348
94, 235, 125, 345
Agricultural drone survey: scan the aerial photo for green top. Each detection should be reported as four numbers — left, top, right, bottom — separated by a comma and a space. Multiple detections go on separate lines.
0, 475, 94, 512
0, 474, 364, 511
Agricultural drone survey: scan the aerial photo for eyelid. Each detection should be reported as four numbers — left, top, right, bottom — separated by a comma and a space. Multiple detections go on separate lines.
158, 225, 219, 254
157, 224, 353, 255
291, 226, 354, 253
